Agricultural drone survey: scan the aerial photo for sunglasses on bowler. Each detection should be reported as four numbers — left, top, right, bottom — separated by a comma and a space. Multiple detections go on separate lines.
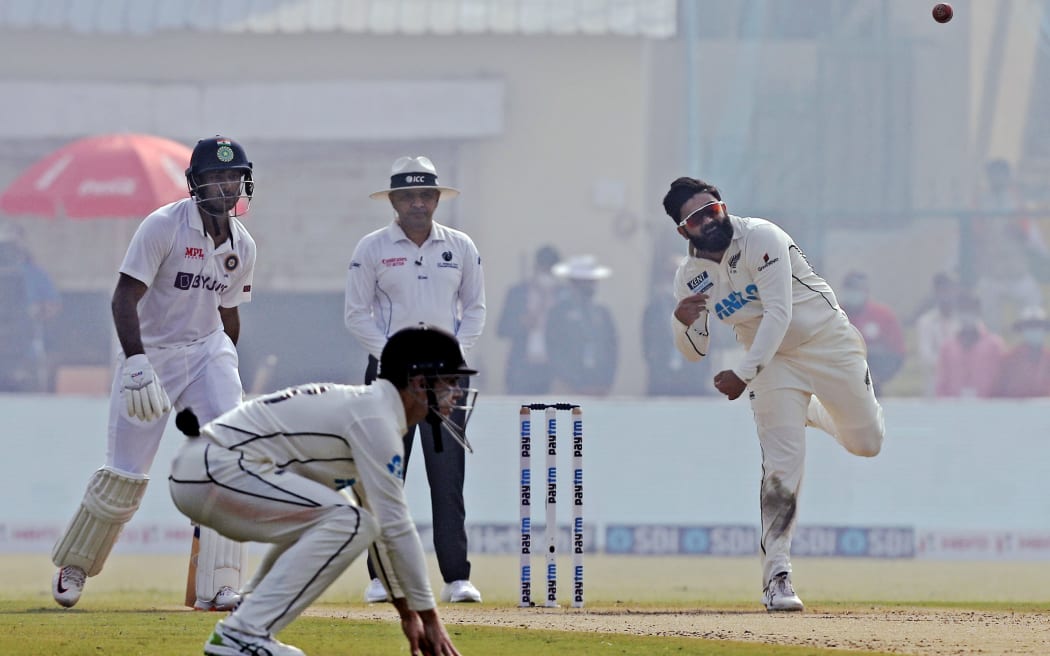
678, 200, 727, 229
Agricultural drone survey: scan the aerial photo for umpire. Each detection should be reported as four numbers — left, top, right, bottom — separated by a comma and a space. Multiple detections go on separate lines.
345, 155, 486, 604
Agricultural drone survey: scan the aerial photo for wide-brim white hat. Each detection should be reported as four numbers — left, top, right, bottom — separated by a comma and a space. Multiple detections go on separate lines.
369, 155, 460, 200
551, 255, 612, 281
1014, 305, 1050, 330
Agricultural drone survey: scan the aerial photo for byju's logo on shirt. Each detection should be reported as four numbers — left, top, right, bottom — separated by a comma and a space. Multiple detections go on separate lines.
174, 272, 229, 293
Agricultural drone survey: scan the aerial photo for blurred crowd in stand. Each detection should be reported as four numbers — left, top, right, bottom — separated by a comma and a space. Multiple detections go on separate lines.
10, 156, 1050, 400
0, 222, 60, 392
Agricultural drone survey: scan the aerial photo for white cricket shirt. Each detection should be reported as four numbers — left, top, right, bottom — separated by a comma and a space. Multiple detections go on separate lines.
202, 379, 436, 611
119, 198, 256, 349
344, 221, 486, 358
672, 215, 843, 382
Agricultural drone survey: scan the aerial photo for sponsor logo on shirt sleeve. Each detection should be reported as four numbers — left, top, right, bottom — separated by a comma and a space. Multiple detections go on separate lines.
757, 252, 780, 271
687, 271, 714, 294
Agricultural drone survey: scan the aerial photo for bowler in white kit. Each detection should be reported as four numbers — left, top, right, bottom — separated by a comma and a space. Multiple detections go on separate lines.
663, 176, 885, 611
169, 326, 470, 656
50, 136, 257, 612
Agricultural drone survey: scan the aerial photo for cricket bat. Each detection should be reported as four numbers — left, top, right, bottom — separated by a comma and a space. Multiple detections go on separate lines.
184, 524, 201, 608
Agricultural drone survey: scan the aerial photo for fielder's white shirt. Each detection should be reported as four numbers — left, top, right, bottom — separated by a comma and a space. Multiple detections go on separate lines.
202, 379, 436, 611
344, 221, 486, 359
672, 215, 842, 382
119, 198, 256, 349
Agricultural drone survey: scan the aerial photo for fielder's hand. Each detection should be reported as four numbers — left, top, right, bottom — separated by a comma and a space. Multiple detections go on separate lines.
713, 369, 747, 401
122, 354, 171, 422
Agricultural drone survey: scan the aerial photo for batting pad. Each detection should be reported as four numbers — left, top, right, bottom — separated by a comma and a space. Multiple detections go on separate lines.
195, 526, 245, 602
51, 466, 149, 576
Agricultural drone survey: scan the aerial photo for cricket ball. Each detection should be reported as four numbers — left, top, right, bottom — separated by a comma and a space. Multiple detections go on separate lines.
932, 3, 953, 23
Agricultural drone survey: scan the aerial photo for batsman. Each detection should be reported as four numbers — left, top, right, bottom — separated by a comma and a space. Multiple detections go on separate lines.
663, 177, 885, 611
50, 136, 257, 611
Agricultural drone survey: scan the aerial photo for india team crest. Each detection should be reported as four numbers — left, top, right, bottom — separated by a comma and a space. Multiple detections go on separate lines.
216, 138, 234, 162
224, 254, 239, 271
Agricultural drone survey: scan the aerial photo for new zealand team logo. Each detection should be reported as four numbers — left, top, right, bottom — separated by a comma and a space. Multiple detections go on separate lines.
728, 252, 741, 272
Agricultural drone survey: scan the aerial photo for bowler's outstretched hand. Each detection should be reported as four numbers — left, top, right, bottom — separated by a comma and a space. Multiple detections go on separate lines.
714, 369, 747, 400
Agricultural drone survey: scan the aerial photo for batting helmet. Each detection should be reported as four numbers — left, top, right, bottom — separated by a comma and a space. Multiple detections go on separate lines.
185, 135, 254, 202
379, 325, 477, 388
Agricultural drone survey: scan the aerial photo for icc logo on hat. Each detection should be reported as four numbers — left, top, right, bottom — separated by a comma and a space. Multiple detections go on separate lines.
370, 156, 460, 200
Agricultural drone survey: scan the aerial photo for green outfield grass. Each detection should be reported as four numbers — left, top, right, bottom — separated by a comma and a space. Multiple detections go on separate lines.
0, 602, 900, 656
2, 554, 1046, 655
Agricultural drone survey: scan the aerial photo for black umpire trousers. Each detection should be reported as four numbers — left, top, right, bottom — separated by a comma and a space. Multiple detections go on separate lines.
364, 356, 471, 583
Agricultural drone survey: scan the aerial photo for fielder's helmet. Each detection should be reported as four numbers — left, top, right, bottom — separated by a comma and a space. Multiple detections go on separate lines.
379, 325, 477, 387
185, 135, 254, 200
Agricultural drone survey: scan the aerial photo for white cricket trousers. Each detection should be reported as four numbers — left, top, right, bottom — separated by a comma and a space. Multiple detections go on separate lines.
169, 438, 379, 637
747, 316, 884, 587
106, 329, 242, 474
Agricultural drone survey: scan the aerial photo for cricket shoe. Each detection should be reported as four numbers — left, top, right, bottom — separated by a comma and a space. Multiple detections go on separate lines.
440, 579, 482, 603
762, 571, 804, 612
195, 586, 242, 612
363, 577, 390, 603
52, 565, 86, 608
204, 620, 305, 656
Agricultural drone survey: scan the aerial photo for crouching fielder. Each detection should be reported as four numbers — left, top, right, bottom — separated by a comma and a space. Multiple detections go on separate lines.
169, 325, 469, 656
662, 177, 885, 612
51, 136, 256, 611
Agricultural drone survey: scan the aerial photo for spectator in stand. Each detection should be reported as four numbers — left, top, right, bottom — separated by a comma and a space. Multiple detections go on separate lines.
935, 292, 1005, 398
914, 273, 961, 397
974, 158, 1047, 332
546, 255, 618, 396
496, 245, 565, 395
0, 223, 61, 392
838, 271, 906, 395
991, 306, 1050, 398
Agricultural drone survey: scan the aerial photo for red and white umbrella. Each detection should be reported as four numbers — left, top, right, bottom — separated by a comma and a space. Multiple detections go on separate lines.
0, 133, 192, 219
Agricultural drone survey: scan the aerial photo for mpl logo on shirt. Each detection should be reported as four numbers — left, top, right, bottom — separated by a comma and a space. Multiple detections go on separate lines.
184, 247, 205, 260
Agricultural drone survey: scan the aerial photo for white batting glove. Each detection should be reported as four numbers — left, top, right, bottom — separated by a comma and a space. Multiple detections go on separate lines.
122, 354, 171, 422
